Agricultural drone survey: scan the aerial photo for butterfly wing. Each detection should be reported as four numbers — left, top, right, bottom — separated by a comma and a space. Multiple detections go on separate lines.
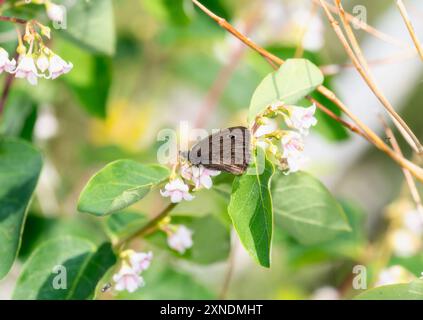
186, 126, 251, 175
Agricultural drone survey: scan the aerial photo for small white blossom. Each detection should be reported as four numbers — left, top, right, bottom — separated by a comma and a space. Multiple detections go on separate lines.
191, 165, 220, 189
0, 48, 16, 73
36, 55, 50, 73
391, 229, 421, 257
112, 265, 144, 293
160, 178, 194, 203
15, 55, 39, 85
34, 107, 58, 140
375, 265, 415, 287
254, 118, 278, 138
285, 104, 317, 135
311, 286, 340, 300
46, 2, 65, 24
281, 131, 307, 172
167, 225, 194, 254
402, 209, 423, 236
129, 251, 153, 274
48, 53, 73, 79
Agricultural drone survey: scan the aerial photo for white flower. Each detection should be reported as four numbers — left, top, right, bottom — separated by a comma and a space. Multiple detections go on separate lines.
391, 229, 421, 257
281, 131, 304, 156
129, 251, 153, 274
48, 53, 73, 79
112, 265, 144, 293
254, 118, 278, 138
36, 55, 50, 73
0, 48, 16, 73
167, 225, 194, 254
180, 163, 193, 180
281, 131, 307, 173
402, 209, 423, 236
160, 178, 194, 203
15, 55, 39, 85
191, 165, 220, 189
34, 107, 58, 140
285, 104, 317, 135
46, 2, 65, 24
311, 286, 340, 300
375, 265, 415, 287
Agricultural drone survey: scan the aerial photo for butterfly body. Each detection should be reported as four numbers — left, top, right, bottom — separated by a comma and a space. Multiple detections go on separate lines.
182, 126, 251, 175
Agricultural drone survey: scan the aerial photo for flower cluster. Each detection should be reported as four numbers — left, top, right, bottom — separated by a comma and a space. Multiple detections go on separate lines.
112, 250, 153, 293
253, 102, 317, 173
160, 163, 220, 203
0, 3, 72, 86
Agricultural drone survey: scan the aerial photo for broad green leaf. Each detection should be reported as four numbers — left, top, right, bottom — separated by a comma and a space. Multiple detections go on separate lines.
355, 280, 423, 300
147, 215, 231, 264
59, 0, 116, 56
0, 139, 42, 279
272, 172, 351, 245
116, 264, 214, 299
13, 237, 116, 300
228, 148, 274, 267
19, 214, 108, 261
262, 46, 348, 141
78, 160, 170, 216
248, 59, 323, 122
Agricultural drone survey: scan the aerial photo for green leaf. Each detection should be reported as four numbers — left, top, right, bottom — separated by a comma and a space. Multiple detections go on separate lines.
116, 264, 214, 299
248, 59, 323, 122
60, 0, 116, 56
272, 172, 351, 245
228, 148, 274, 267
78, 160, 170, 216
19, 214, 108, 261
0, 139, 42, 279
355, 280, 423, 300
147, 214, 231, 264
13, 237, 116, 300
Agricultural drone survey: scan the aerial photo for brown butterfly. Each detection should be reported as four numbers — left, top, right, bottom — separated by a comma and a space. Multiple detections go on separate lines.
181, 126, 251, 175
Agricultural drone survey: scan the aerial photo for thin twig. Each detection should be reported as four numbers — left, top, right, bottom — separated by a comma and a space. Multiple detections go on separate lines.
0, 72, 14, 116
326, 0, 422, 155
116, 203, 177, 248
380, 115, 423, 214
192, 0, 423, 182
0, 15, 27, 24
396, 0, 423, 61
312, 0, 410, 49
319, 50, 416, 75
219, 236, 237, 300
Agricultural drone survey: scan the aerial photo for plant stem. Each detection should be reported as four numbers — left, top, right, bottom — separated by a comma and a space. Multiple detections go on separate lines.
0, 15, 27, 24
380, 115, 423, 214
396, 0, 423, 61
312, 0, 410, 49
328, 0, 422, 155
0, 67, 15, 116
116, 203, 177, 248
192, 0, 423, 183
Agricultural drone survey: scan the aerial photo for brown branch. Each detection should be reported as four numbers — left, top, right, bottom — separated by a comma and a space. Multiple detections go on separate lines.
325, 0, 422, 155
0, 15, 27, 24
116, 203, 177, 248
192, 0, 423, 183
380, 115, 423, 213
312, 0, 410, 49
396, 0, 423, 61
